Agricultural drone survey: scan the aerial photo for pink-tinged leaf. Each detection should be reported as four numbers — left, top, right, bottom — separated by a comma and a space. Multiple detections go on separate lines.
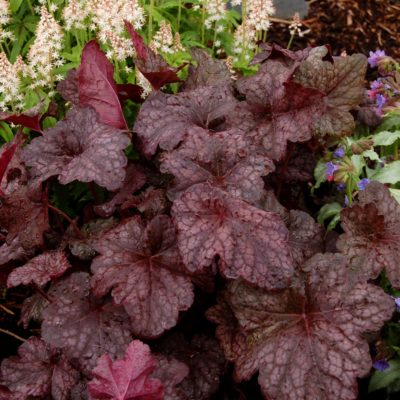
0, 183, 49, 251
91, 215, 194, 338
0, 337, 80, 400
207, 253, 395, 400
158, 334, 226, 400
125, 21, 181, 91
160, 128, 274, 203
181, 48, 232, 91
19, 293, 49, 329
88, 340, 164, 400
22, 106, 130, 191
42, 272, 132, 373
0, 112, 42, 133
236, 60, 325, 160
337, 182, 400, 287
294, 47, 367, 139
152, 355, 188, 400
172, 184, 294, 289
79, 40, 127, 129
94, 164, 146, 218
134, 85, 238, 156
7, 250, 71, 288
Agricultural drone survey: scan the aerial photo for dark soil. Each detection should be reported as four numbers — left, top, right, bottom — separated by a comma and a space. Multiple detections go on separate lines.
269, 0, 400, 58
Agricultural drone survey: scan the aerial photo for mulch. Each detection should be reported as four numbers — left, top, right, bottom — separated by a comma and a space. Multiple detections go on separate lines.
268, 0, 400, 59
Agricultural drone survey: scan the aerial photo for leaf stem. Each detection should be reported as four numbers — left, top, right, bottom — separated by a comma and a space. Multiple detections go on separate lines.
287, 34, 295, 49
148, 0, 155, 43
177, 0, 182, 31
48, 204, 84, 239
346, 181, 353, 206
0, 328, 26, 342
0, 303, 15, 315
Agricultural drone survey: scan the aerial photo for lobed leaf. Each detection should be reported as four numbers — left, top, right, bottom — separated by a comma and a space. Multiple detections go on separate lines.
207, 253, 394, 400
172, 184, 294, 289
337, 182, 400, 287
7, 250, 71, 288
41, 272, 132, 373
0, 337, 79, 400
22, 106, 130, 191
88, 340, 164, 400
91, 215, 194, 338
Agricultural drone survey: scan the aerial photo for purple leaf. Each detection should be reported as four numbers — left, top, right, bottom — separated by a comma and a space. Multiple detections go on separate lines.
22, 106, 130, 191
116, 84, 144, 103
88, 340, 164, 400
172, 184, 294, 289
207, 253, 395, 400
134, 85, 238, 156
41, 272, 132, 373
337, 182, 400, 287
57, 68, 79, 105
181, 48, 232, 91
0, 112, 42, 133
236, 60, 325, 160
0, 337, 80, 400
19, 293, 49, 329
7, 251, 70, 288
79, 41, 127, 129
125, 22, 181, 91
91, 215, 194, 338
294, 47, 367, 139
160, 128, 274, 203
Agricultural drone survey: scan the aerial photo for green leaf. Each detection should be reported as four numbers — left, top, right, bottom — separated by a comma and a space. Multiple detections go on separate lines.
362, 149, 381, 162
350, 154, 365, 176
378, 112, 400, 131
10, 0, 23, 13
0, 122, 14, 143
312, 159, 327, 192
373, 130, 400, 146
389, 188, 400, 204
371, 161, 400, 184
369, 360, 400, 393
317, 202, 342, 226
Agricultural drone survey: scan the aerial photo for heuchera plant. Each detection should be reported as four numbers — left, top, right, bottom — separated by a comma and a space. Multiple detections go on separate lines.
0, 28, 398, 400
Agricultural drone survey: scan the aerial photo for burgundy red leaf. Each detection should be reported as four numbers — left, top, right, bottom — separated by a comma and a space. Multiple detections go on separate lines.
88, 340, 164, 400
160, 128, 274, 203
207, 253, 394, 400
0, 337, 79, 400
22, 106, 130, 191
91, 215, 194, 337
78, 40, 127, 129
0, 112, 42, 133
41, 272, 132, 373
337, 181, 400, 287
133, 85, 238, 156
125, 21, 181, 91
172, 184, 294, 289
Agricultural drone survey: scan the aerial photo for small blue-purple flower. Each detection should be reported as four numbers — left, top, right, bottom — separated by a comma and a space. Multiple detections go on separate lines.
333, 147, 345, 158
344, 195, 349, 207
357, 178, 370, 191
373, 359, 390, 372
336, 183, 346, 192
394, 297, 400, 312
368, 49, 386, 68
370, 79, 382, 90
376, 93, 387, 109
325, 161, 339, 181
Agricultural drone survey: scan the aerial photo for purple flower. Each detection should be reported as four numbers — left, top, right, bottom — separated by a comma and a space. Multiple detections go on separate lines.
325, 161, 339, 181
373, 359, 390, 372
368, 49, 386, 68
336, 183, 346, 192
394, 297, 400, 312
333, 147, 345, 158
376, 93, 387, 109
344, 195, 349, 207
357, 178, 370, 191
370, 80, 382, 90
